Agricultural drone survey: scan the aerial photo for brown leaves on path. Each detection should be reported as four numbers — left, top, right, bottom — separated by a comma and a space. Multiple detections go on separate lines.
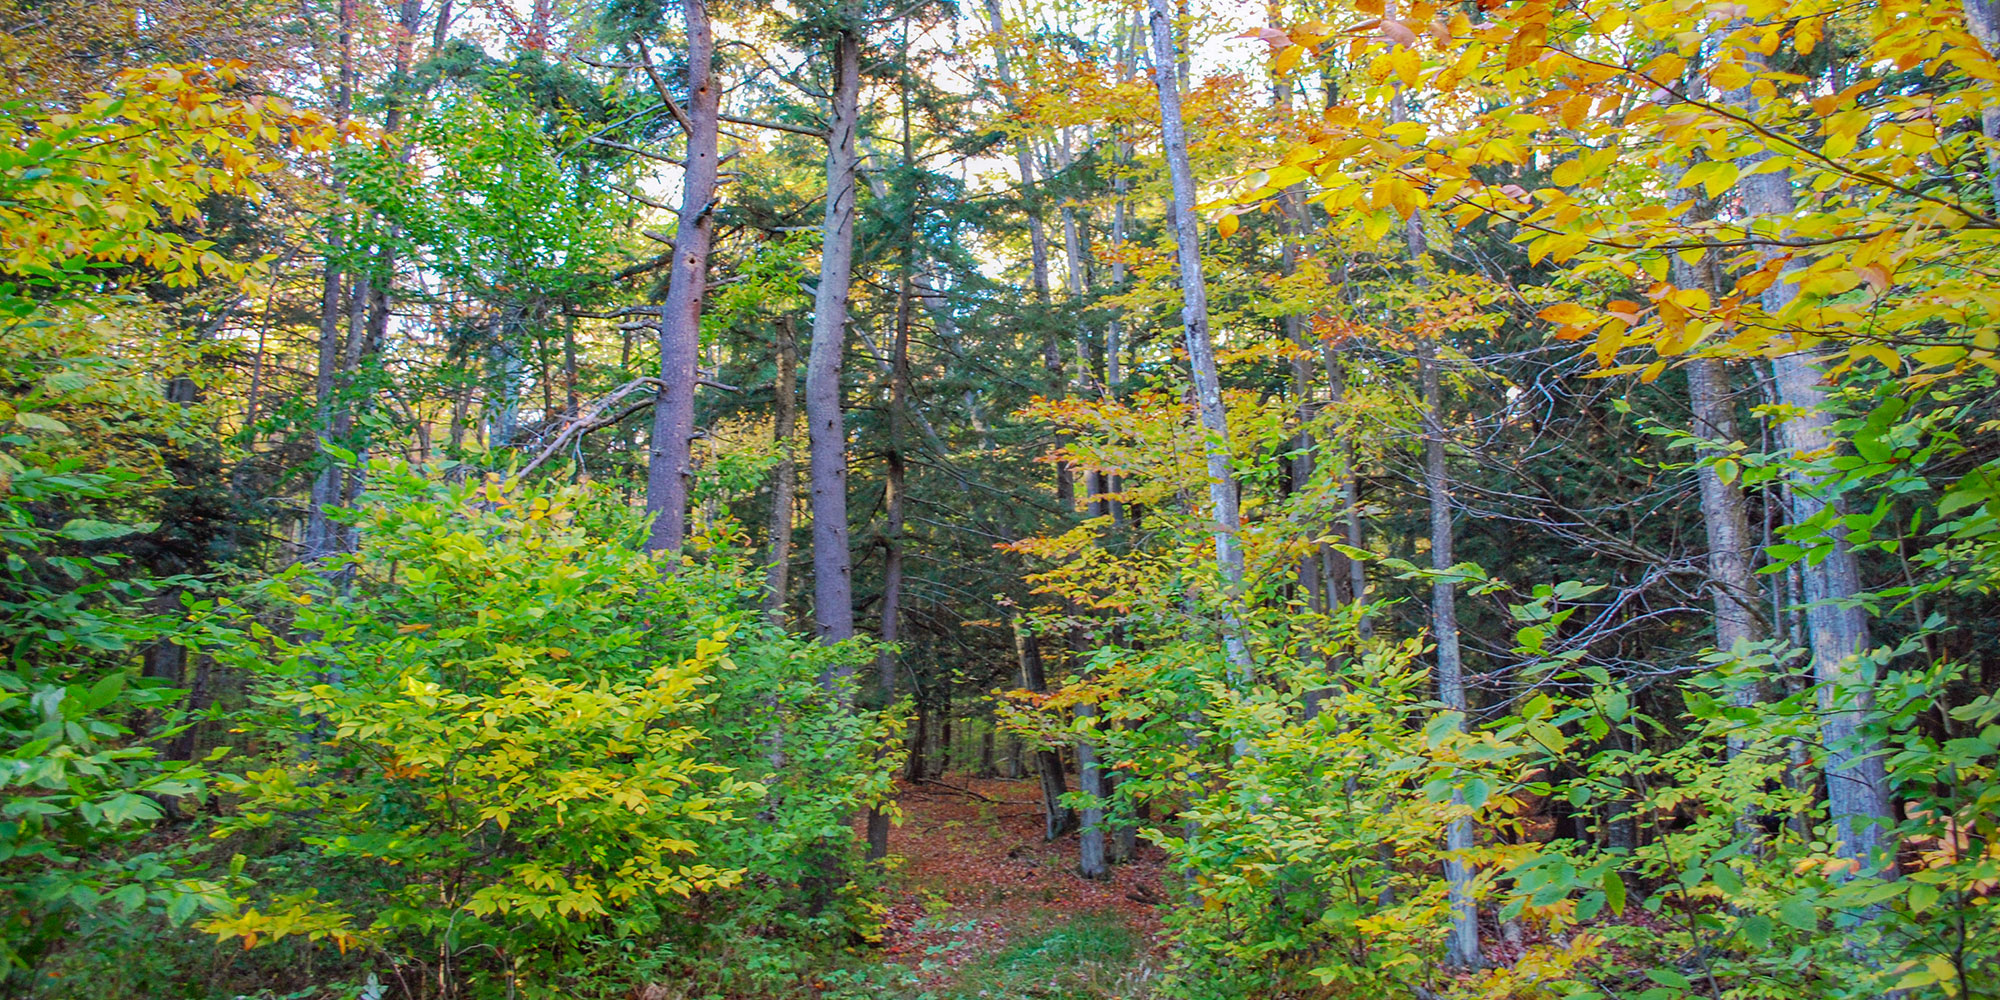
865, 774, 1166, 984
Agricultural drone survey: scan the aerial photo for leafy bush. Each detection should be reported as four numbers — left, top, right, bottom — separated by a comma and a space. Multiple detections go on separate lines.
202, 463, 900, 996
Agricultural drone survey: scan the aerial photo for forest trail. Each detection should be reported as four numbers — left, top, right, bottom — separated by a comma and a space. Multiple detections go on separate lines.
864, 775, 1166, 997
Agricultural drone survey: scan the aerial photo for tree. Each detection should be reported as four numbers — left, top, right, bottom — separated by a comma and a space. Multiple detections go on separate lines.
644, 0, 722, 558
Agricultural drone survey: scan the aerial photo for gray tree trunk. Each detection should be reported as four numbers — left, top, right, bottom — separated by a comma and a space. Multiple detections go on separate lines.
1737, 71, 1896, 879
1076, 700, 1108, 878
644, 0, 720, 558
806, 25, 861, 653
304, 0, 356, 564
1968, 0, 2000, 207
1407, 208, 1480, 968
766, 316, 798, 620
1147, 0, 1253, 696
867, 152, 916, 861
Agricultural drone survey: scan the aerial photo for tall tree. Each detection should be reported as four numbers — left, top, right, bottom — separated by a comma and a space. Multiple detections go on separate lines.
1146, 0, 1253, 704
644, 0, 720, 557
1740, 159, 1896, 877
806, 10, 862, 650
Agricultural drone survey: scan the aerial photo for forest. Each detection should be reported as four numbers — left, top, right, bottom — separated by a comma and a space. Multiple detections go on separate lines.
4, 0, 2000, 996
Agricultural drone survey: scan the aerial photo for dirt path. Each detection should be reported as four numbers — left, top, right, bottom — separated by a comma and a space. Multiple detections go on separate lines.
867, 774, 1167, 989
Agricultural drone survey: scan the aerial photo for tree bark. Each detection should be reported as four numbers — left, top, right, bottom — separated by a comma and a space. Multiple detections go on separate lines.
1967, 0, 2000, 207
303, 0, 356, 564
867, 158, 916, 860
1147, 0, 1253, 695
1417, 309, 1480, 968
1076, 700, 1109, 878
644, 0, 719, 558
806, 24, 862, 651
982, 0, 1067, 507
1736, 64, 1896, 879
1015, 617, 1074, 839
766, 315, 799, 620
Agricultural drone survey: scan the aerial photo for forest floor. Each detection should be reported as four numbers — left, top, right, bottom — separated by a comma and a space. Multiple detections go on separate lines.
856, 774, 1167, 999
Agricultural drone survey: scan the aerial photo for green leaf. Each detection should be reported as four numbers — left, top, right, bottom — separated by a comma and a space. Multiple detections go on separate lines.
1907, 882, 1938, 914
111, 883, 146, 913
1646, 968, 1692, 990
1778, 897, 1818, 931
85, 672, 125, 710
15, 412, 70, 433
59, 519, 152, 542
1603, 870, 1627, 915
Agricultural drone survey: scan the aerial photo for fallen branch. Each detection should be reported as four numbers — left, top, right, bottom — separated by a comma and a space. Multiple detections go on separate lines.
515, 377, 662, 479
909, 777, 1002, 803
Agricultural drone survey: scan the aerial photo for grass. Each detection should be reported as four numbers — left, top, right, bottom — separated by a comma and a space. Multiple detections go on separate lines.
932, 913, 1153, 1000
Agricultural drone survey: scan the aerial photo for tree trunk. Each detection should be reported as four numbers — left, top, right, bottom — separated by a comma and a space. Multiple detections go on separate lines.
1687, 353, 1761, 677
1968, 0, 2000, 207
304, 0, 356, 564
1147, 0, 1253, 696
1015, 618, 1074, 838
1384, 54, 1480, 960
766, 316, 799, 620
645, 0, 719, 558
806, 24, 862, 652
1736, 69, 1896, 880
982, 0, 1067, 507
1076, 700, 1108, 878
904, 700, 929, 781
1410, 223, 1481, 969
867, 174, 916, 861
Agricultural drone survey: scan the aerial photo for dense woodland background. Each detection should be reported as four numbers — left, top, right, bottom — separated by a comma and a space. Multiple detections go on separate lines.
5, 0, 2000, 996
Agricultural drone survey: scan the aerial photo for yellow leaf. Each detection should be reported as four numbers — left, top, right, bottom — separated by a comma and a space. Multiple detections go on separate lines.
1538, 302, 1595, 325
1273, 44, 1306, 76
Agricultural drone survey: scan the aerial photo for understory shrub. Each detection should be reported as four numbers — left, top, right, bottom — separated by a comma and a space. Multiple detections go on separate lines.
194, 462, 900, 997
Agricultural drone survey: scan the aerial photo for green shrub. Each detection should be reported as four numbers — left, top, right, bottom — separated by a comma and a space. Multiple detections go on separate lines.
202, 463, 900, 996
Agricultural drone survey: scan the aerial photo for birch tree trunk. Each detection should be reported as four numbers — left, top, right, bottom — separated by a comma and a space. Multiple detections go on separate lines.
645, 0, 719, 558
806, 23, 861, 653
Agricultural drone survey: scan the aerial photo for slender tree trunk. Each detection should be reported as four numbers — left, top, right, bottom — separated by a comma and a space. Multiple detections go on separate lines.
807, 25, 862, 652
1054, 125, 1110, 877
982, 0, 1067, 507
1968, 0, 2000, 207
767, 315, 799, 620
867, 143, 917, 859
1147, 0, 1253, 693
1016, 617, 1074, 839
304, 0, 356, 564
1686, 353, 1760, 665
1410, 221, 1480, 969
645, 0, 719, 558
1736, 66, 1896, 879
904, 700, 929, 780
1076, 699, 1109, 878
1382, 58, 1481, 960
